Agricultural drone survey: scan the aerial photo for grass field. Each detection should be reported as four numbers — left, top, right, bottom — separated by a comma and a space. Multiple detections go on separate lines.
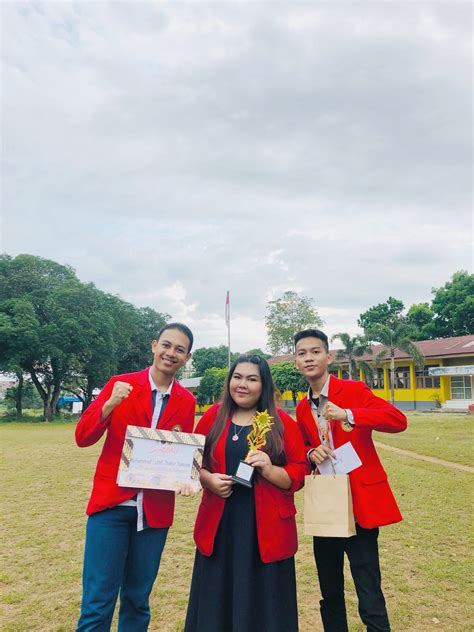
0, 414, 472, 632
373, 413, 473, 467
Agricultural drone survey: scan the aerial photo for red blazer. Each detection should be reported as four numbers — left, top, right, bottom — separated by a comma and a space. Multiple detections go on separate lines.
75, 368, 196, 528
193, 404, 308, 563
296, 376, 407, 529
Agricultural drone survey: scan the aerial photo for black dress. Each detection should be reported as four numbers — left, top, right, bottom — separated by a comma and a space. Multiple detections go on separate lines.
184, 426, 298, 632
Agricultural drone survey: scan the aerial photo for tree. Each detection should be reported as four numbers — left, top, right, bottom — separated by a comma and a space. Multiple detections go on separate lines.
110, 301, 169, 375
195, 367, 228, 406
430, 271, 474, 337
0, 252, 76, 298
0, 254, 170, 419
366, 321, 424, 405
5, 380, 42, 413
125, 306, 170, 371
192, 346, 239, 376
244, 348, 271, 360
54, 295, 168, 412
265, 291, 323, 355
270, 362, 307, 407
0, 297, 40, 416
25, 278, 93, 421
357, 297, 404, 331
0, 255, 79, 420
331, 333, 372, 380
60, 284, 118, 410
406, 303, 435, 340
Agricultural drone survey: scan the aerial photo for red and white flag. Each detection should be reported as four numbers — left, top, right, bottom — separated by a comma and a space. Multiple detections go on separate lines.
225, 291, 230, 326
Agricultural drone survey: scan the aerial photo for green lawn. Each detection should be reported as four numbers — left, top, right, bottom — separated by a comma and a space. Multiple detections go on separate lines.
0, 416, 472, 631
374, 412, 473, 467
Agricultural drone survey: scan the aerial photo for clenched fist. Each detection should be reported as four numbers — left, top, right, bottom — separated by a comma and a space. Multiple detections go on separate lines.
101, 381, 133, 421
322, 401, 347, 422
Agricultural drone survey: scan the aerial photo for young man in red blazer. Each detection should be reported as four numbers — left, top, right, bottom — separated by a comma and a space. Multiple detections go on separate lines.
75, 323, 196, 632
294, 328, 407, 632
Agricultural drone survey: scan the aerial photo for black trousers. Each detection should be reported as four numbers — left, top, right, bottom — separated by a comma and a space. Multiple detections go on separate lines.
313, 525, 390, 632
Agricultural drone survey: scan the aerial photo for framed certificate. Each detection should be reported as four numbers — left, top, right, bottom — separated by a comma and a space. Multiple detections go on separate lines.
117, 425, 205, 492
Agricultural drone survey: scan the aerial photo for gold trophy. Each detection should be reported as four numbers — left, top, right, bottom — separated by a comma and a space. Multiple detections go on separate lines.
232, 410, 274, 487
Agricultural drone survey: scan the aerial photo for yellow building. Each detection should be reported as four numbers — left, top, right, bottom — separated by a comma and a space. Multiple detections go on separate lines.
270, 335, 474, 411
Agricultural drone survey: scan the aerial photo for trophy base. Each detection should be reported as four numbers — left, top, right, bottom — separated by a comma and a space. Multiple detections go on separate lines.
231, 460, 255, 488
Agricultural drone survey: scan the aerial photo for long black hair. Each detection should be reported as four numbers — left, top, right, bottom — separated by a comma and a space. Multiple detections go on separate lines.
203, 354, 286, 469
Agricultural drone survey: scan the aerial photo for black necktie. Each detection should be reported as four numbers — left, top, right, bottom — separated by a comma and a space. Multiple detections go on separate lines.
158, 394, 170, 422
152, 391, 170, 423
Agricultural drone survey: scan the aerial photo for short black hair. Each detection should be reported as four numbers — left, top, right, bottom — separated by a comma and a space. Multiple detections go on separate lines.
156, 322, 194, 352
293, 328, 329, 352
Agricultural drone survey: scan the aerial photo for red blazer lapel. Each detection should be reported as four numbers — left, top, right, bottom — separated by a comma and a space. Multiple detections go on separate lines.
195, 405, 228, 472
214, 418, 230, 473
327, 375, 353, 448
328, 375, 344, 402
300, 398, 321, 446
129, 368, 152, 426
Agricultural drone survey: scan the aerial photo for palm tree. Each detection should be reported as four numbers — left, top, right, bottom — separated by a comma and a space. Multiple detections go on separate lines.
331, 333, 372, 381
366, 322, 424, 405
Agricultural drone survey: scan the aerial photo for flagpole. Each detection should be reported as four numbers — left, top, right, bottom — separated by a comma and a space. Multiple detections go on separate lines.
225, 291, 231, 369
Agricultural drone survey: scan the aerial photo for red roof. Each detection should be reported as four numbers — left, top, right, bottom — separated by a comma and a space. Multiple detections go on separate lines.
267, 354, 295, 366
269, 335, 474, 365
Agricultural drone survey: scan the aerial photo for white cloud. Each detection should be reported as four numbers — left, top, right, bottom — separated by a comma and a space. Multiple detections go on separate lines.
2, 2, 472, 352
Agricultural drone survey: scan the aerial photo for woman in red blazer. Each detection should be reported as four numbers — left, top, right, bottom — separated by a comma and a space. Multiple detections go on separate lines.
185, 355, 307, 632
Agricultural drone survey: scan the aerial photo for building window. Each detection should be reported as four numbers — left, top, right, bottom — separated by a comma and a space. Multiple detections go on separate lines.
374, 368, 385, 389
341, 370, 350, 380
391, 366, 410, 389
364, 368, 384, 390
451, 376, 472, 400
415, 367, 441, 389
329, 368, 339, 377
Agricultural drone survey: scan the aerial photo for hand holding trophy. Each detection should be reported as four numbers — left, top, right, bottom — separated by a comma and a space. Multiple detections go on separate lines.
231, 410, 274, 487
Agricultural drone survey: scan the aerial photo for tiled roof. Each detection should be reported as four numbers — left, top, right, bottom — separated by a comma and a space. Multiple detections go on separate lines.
267, 354, 295, 366
269, 335, 474, 365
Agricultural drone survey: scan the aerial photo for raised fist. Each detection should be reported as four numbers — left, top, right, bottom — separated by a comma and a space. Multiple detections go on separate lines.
100, 381, 133, 422
108, 381, 133, 408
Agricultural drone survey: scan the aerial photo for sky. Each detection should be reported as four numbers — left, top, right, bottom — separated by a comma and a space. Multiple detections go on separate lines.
2, 1, 472, 353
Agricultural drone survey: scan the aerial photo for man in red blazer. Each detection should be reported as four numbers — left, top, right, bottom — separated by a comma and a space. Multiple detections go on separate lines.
75, 323, 196, 632
294, 328, 407, 632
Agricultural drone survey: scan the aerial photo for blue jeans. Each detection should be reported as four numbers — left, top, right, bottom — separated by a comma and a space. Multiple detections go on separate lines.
77, 506, 168, 632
